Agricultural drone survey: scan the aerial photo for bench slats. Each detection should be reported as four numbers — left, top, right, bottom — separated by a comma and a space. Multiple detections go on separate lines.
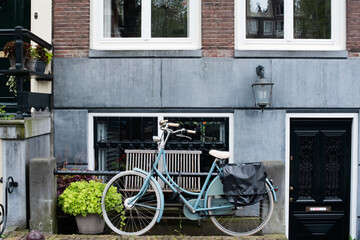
125, 150, 202, 192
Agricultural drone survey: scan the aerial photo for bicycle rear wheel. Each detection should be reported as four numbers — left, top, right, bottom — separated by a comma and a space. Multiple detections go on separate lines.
207, 182, 274, 236
101, 171, 161, 236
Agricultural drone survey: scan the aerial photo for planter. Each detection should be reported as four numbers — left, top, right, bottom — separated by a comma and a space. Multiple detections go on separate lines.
9, 58, 26, 69
75, 214, 105, 234
35, 60, 47, 73
25, 59, 37, 71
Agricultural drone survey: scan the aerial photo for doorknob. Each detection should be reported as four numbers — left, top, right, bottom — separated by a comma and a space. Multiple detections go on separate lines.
290, 186, 294, 191
289, 197, 294, 203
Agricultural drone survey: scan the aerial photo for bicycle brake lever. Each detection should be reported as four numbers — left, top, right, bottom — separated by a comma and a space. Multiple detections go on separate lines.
176, 134, 192, 140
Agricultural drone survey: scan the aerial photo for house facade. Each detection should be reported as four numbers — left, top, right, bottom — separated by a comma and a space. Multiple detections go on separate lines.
50, 0, 360, 239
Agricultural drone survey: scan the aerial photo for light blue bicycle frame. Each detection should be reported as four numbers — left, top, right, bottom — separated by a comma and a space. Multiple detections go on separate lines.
130, 148, 277, 223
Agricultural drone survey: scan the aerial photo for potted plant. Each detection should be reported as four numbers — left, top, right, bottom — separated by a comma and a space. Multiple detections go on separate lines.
25, 45, 39, 71
58, 180, 125, 234
2, 40, 29, 69
34, 44, 53, 73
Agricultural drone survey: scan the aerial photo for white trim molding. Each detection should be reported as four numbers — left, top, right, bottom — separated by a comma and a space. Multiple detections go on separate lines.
285, 113, 358, 239
90, 0, 201, 50
88, 112, 234, 170
235, 0, 346, 51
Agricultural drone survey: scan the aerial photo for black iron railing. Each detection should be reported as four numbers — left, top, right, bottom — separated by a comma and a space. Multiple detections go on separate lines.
0, 26, 53, 119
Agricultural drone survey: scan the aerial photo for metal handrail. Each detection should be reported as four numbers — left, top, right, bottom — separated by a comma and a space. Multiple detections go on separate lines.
0, 27, 52, 50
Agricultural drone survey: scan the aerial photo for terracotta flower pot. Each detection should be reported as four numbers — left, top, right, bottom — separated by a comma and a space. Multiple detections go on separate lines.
75, 214, 105, 234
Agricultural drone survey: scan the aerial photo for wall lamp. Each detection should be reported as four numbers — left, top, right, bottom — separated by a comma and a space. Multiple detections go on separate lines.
252, 65, 274, 109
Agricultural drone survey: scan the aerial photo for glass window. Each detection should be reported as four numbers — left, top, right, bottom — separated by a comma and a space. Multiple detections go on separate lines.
246, 0, 283, 39
237, 0, 345, 51
293, 0, 331, 39
151, 0, 188, 37
92, 0, 201, 50
93, 115, 230, 172
103, 0, 141, 38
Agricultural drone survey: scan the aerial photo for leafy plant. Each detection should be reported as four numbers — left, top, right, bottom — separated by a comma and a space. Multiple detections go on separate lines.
6, 76, 16, 95
58, 180, 125, 225
25, 45, 40, 59
35, 45, 53, 64
57, 171, 98, 197
3, 40, 30, 58
0, 105, 14, 120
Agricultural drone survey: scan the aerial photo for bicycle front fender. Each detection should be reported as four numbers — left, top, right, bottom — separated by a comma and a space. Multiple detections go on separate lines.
133, 168, 164, 223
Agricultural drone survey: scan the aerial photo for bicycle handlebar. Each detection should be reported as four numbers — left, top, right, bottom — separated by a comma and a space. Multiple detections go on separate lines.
159, 121, 196, 135
168, 123, 180, 128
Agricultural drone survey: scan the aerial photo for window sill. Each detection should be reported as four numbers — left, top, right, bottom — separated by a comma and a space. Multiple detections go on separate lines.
234, 50, 348, 59
89, 50, 202, 58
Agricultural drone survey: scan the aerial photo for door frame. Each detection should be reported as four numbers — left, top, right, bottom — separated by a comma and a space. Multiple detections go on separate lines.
285, 113, 358, 239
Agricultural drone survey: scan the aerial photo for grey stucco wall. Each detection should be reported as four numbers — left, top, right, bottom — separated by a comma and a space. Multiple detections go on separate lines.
53, 110, 88, 168
2, 134, 50, 227
54, 58, 360, 109
234, 110, 286, 163
53, 57, 360, 236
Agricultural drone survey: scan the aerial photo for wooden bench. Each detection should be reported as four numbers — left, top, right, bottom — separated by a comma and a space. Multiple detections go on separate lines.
125, 150, 202, 192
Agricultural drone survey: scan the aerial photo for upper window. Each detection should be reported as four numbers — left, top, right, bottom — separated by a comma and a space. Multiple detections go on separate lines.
91, 0, 201, 50
235, 0, 345, 51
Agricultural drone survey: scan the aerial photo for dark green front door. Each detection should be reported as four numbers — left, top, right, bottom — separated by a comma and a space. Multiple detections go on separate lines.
289, 119, 351, 240
0, 0, 30, 111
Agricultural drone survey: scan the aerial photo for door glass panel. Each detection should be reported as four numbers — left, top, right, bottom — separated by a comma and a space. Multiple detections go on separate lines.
294, 0, 331, 39
103, 0, 141, 38
298, 135, 314, 199
246, 0, 284, 39
151, 0, 188, 37
325, 135, 342, 199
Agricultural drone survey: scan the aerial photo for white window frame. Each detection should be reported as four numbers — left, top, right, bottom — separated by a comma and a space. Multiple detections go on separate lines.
235, 0, 346, 51
90, 0, 201, 50
88, 112, 234, 170
285, 113, 358, 239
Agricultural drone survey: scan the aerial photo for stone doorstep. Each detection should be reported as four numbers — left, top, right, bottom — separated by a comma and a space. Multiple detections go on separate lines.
4, 230, 287, 240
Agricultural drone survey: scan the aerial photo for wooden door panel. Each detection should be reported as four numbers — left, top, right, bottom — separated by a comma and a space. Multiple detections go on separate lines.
289, 119, 351, 240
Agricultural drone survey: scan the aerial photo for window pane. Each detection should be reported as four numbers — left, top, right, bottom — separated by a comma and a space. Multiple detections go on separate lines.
246, 0, 284, 39
151, 0, 188, 37
294, 0, 331, 39
94, 117, 157, 171
164, 117, 229, 172
103, 0, 141, 38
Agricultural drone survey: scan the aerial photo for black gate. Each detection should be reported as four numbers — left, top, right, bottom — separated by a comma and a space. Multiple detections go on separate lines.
289, 119, 351, 240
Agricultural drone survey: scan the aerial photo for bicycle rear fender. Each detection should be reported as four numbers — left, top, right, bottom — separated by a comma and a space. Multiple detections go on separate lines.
133, 168, 165, 223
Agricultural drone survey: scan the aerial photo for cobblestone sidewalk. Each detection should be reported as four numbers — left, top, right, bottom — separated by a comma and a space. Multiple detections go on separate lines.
4, 230, 287, 240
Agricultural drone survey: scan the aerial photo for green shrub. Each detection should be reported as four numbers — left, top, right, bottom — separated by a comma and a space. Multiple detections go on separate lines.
58, 180, 125, 221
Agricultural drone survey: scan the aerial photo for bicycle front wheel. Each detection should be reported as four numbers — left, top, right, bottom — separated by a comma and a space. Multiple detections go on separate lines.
207, 182, 274, 236
101, 171, 161, 236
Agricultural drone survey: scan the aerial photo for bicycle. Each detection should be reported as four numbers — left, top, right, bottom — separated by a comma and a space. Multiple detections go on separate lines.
101, 120, 277, 236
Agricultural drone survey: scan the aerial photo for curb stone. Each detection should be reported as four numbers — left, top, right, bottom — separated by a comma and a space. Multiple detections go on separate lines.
4, 230, 287, 240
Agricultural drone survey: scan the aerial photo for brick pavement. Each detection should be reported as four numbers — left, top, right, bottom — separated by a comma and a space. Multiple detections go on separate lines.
3, 230, 287, 240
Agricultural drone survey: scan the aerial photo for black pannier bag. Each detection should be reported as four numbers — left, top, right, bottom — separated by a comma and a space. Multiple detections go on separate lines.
222, 162, 267, 206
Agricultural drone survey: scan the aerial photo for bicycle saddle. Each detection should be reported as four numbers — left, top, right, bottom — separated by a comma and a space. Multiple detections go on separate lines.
209, 150, 230, 159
